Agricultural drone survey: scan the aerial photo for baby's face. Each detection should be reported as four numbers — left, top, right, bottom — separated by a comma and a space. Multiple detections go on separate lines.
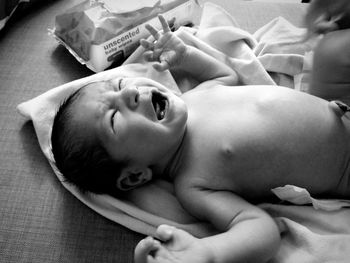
73, 77, 188, 167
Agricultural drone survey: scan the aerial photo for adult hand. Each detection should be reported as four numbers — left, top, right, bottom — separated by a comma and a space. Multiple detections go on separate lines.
305, 0, 350, 35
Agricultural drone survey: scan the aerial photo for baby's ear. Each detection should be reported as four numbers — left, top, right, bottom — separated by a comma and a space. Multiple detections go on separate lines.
116, 167, 153, 191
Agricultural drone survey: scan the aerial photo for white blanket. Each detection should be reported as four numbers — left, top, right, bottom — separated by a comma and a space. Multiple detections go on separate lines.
17, 3, 350, 262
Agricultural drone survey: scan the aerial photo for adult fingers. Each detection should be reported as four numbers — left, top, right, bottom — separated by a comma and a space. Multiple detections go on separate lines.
305, 0, 350, 30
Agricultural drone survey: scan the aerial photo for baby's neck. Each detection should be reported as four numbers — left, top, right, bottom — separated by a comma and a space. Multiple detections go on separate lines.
154, 130, 187, 181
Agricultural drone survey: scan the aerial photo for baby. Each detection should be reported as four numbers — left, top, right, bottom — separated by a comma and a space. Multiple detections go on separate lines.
51, 15, 350, 263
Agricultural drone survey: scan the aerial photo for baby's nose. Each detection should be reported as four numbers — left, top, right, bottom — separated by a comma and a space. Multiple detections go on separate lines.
121, 86, 139, 109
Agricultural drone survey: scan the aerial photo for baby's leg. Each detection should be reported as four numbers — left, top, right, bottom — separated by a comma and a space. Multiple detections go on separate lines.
309, 29, 350, 105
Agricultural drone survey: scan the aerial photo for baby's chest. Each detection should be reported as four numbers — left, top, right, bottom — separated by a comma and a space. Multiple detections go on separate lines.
181, 115, 325, 196
179, 131, 274, 192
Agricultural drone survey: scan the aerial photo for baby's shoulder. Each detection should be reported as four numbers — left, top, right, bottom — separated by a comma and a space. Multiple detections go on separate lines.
173, 173, 213, 211
173, 166, 218, 201
181, 80, 229, 96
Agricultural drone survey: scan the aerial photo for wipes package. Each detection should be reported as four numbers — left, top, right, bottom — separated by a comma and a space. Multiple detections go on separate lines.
52, 0, 201, 72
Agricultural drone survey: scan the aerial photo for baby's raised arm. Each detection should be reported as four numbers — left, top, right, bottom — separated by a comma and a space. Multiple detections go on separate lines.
140, 15, 237, 87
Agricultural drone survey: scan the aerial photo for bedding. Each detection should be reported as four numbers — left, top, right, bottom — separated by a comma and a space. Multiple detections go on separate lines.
17, 2, 350, 263
2, 0, 349, 262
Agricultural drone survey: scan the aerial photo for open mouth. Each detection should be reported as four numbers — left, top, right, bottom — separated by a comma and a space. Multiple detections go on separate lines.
151, 91, 168, 121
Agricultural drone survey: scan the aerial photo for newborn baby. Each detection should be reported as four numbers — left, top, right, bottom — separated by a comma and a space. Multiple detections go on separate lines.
51, 15, 350, 263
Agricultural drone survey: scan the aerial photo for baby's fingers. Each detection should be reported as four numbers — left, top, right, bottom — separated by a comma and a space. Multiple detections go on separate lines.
143, 50, 154, 62
143, 50, 163, 63
140, 39, 154, 51
143, 53, 170, 71
158, 14, 171, 33
134, 236, 161, 263
153, 60, 170, 72
145, 24, 161, 40
155, 225, 175, 242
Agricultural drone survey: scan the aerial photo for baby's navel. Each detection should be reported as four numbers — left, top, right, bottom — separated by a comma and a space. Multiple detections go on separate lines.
221, 144, 235, 158
329, 100, 350, 118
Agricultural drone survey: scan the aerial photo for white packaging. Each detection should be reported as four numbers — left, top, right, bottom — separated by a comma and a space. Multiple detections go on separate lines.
53, 0, 201, 72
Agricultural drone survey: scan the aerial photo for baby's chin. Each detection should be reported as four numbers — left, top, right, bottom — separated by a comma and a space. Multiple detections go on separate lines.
167, 95, 188, 131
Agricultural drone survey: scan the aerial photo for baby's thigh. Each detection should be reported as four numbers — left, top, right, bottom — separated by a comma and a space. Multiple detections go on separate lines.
309, 29, 350, 103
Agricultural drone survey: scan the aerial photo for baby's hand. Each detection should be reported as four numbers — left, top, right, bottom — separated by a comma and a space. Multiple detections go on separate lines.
134, 236, 162, 263
134, 225, 212, 263
140, 15, 187, 71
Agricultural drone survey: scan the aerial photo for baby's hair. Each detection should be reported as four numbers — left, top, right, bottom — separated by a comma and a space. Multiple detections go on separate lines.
51, 84, 127, 197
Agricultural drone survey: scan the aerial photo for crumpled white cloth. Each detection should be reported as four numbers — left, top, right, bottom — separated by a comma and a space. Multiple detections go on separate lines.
253, 16, 319, 91
272, 185, 350, 211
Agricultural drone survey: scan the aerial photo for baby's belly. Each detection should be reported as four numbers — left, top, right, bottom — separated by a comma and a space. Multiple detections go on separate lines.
209, 145, 348, 201
186, 85, 350, 200
197, 94, 350, 199
230, 155, 350, 201
222, 118, 350, 200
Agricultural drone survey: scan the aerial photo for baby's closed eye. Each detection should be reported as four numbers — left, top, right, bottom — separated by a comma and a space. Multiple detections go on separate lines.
108, 78, 125, 92
111, 110, 121, 134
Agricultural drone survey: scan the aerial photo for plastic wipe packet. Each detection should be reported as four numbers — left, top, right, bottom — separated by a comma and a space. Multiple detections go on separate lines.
51, 0, 202, 72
